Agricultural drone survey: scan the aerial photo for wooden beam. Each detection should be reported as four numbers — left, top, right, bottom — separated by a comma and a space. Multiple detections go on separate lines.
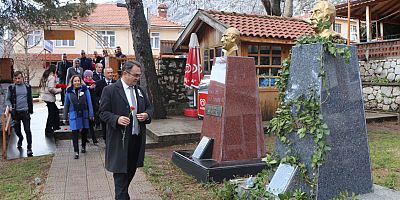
366, 6, 371, 42
240, 36, 294, 44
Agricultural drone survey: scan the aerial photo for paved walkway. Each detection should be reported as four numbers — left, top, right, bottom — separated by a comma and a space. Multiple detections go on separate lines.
41, 140, 161, 200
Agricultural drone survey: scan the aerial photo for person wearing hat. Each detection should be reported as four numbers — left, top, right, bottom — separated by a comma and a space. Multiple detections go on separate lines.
83, 70, 98, 145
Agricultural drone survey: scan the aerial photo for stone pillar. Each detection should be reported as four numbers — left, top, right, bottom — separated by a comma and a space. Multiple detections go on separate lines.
201, 56, 265, 162
275, 44, 373, 199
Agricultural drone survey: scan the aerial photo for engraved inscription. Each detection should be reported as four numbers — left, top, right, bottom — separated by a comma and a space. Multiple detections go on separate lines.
205, 104, 223, 117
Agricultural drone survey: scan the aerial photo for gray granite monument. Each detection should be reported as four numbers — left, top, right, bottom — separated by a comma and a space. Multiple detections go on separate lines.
274, 44, 373, 199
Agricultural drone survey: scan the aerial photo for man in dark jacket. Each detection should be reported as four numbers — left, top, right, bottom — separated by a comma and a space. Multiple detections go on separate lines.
56, 53, 72, 105
6, 71, 34, 157
92, 63, 104, 81
95, 67, 115, 141
99, 61, 153, 200
79, 50, 93, 72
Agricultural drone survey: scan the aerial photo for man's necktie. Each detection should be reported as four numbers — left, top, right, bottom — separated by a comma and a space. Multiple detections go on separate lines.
129, 86, 139, 135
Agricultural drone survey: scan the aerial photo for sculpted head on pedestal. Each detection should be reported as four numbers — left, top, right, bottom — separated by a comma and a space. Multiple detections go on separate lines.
310, 0, 340, 38
221, 27, 240, 56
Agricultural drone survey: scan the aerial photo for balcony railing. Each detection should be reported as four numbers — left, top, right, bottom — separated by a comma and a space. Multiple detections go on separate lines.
160, 40, 176, 55
357, 39, 400, 60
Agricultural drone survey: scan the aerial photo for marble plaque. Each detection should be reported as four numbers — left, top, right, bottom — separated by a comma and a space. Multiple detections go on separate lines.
266, 163, 298, 195
192, 136, 213, 159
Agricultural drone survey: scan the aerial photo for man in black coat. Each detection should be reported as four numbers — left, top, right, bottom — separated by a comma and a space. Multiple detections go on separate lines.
95, 67, 115, 140
56, 53, 72, 105
99, 61, 153, 200
92, 63, 104, 81
79, 50, 93, 72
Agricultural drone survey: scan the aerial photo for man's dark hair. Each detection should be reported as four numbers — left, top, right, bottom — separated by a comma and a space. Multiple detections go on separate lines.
116, 46, 121, 48
122, 61, 142, 72
14, 71, 23, 77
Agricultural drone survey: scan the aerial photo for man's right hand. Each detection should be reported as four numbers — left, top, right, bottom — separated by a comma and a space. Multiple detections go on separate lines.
117, 116, 130, 126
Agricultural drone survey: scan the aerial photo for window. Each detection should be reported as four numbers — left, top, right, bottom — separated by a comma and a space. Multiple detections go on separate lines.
248, 44, 282, 88
27, 30, 42, 47
55, 40, 75, 47
350, 25, 357, 34
334, 23, 342, 33
203, 47, 222, 73
150, 32, 160, 49
96, 31, 116, 48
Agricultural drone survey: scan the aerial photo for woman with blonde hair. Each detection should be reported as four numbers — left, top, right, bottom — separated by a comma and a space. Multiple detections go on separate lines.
40, 64, 62, 137
64, 75, 94, 159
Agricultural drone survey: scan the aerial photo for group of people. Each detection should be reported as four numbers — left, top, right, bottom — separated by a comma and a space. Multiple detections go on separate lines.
49, 52, 119, 159
7, 55, 154, 199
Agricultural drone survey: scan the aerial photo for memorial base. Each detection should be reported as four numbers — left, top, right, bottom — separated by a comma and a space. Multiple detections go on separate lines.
172, 150, 267, 183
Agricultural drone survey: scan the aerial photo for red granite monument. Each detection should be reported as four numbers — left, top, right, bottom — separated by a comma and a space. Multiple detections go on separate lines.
201, 56, 266, 162
172, 28, 267, 182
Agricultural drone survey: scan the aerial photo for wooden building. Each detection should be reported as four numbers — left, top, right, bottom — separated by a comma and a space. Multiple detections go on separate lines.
173, 10, 313, 120
336, 0, 400, 60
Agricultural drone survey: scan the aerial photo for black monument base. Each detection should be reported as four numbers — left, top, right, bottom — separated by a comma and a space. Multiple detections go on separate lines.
171, 150, 267, 183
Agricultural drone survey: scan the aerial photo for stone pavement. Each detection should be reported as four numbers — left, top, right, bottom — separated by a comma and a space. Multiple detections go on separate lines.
41, 140, 161, 200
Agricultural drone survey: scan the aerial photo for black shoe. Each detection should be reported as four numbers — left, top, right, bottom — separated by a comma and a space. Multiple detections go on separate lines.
74, 153, 79, 159
81, 148, 86, 153
17, 145, 22, 149
53, 127, 61, 131
27, 149, 33, 157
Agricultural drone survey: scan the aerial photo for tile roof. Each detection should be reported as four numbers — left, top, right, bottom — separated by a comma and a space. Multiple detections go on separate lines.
204, 10, 314, 40
79, 4, 181, 27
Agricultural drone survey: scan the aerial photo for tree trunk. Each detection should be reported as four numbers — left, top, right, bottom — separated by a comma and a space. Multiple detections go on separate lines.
261, 0, 272, 15
271, 0, 281, 16
283, 0, 293, 17
125, 0, 167, 119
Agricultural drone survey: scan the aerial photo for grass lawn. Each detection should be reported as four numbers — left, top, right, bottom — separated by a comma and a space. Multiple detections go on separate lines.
143, 122, 400, 198
369, 130, 400, 190
0, 155, 53, 200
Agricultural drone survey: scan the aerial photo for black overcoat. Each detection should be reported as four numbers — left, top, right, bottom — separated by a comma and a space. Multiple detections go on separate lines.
99, 79, 153, 173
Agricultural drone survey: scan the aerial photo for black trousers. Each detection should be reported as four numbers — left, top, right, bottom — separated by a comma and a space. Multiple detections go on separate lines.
45, 101, 60, 134
113, 134, 141, 200
71, 129, 88, 153
88, 120, 98, 143
101, 122, 107, 141
61, 88, 66, 105
13, 111, 32, 150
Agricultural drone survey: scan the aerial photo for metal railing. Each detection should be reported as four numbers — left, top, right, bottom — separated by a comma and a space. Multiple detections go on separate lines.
1, 106, 11, 159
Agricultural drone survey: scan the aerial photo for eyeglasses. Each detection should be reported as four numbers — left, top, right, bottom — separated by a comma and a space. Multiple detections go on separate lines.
125, 70, 141, 78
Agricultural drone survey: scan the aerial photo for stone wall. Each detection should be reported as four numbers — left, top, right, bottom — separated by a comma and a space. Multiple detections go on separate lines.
362, 85, 400, 111
157, 58, 188, 115
360, 58, 400, 112
359, 58, 400, 82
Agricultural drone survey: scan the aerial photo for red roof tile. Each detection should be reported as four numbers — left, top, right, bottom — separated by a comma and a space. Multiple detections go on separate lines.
204, 10, 314, 40
79, 4, 181, 27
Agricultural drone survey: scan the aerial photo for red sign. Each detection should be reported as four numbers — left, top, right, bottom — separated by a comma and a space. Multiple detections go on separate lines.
198, 92, 208, 117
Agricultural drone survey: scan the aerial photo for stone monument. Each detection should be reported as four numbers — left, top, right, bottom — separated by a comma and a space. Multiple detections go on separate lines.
273, 44, 373, 199
172, 28, 267, 182
270, 1, 373, 199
